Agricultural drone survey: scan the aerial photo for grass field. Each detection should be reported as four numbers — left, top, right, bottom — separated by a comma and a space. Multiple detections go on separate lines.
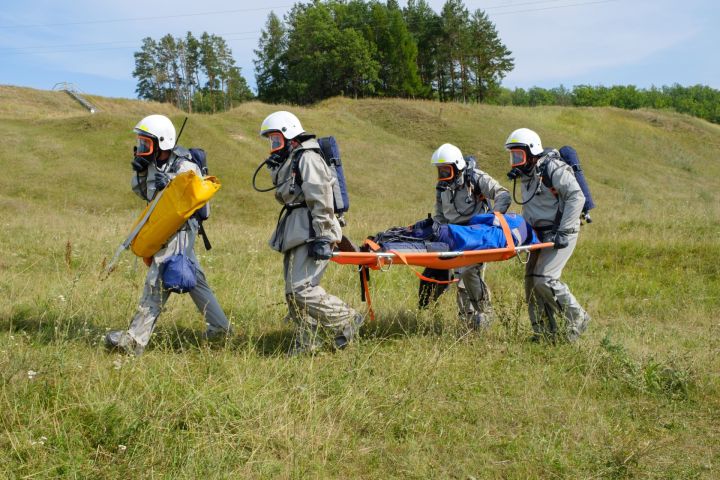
1, 86, 718, 478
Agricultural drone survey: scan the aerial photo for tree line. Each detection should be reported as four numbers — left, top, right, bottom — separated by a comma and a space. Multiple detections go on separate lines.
253, 0, 513, 104
130, 0, 720, 126
488, 84, 720, 125
132, 32, 253, 113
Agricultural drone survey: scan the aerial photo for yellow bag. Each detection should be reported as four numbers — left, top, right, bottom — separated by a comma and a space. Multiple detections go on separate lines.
129, 171, 221, 258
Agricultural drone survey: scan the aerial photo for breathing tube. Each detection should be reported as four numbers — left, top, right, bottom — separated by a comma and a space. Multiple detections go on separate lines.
252, 157, 278, 192
508, 167, 540, 206
252, 138, 298, 193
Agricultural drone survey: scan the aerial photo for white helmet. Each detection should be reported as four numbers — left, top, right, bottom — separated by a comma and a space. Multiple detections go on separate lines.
505, 128, 543, 156
259, 111, 305, 140
431, 143, 466, 182
134, 114, 176, 151
431, 143, 466, 170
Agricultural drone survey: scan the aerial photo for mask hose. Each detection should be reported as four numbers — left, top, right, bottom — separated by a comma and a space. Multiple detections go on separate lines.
252, 159, 278, 192
252, 152, 291, 193
511, 176, 540, 206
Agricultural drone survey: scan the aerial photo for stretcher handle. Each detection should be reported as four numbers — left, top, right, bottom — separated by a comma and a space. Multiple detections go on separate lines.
102, 187, 167, 278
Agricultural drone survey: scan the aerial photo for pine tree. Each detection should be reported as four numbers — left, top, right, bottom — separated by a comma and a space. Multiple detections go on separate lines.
403, 0, 441, 98
133, 31, 252, 112
178, 32, 201, 113
254, 12, 288, 102
158, 34, 182, 107
227, 67, 254, 107
284, 2, 379, 103
368, 2, 423, 97
466, 9, 514, 102
133, 37, 162, 102
439, 0, 469, 101
199, 33, 221, 113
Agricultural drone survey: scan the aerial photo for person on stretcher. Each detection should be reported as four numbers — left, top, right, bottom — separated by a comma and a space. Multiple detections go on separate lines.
369, 212, 538, 254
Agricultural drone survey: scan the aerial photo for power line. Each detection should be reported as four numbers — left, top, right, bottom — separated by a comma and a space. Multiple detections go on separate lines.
0, 0, 618, 56
0, 37, 259, 56
0, 5, 291, 29
0, 0, 616, 30
481, 0, 580, 10
0, 30, 261, 52
490, 0, 619, 16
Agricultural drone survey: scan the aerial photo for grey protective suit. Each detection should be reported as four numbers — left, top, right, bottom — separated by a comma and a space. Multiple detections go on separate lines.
433, 168, 511, 326
519, 150, 590, 341
124, 147, 231, 348
268, 138, 360, 351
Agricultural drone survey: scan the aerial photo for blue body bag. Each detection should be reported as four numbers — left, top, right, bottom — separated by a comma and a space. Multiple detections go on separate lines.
373, 214, 539, 253
435, 213, 539, 251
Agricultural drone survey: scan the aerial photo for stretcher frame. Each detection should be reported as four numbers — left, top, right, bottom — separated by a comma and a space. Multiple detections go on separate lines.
330, 212, 554, 320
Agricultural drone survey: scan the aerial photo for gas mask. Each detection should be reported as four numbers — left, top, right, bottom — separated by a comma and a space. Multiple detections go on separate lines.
436, 164, 459, 191
132, 135, 161, 171
506, 147, 536, 180
264, 131, 294, 168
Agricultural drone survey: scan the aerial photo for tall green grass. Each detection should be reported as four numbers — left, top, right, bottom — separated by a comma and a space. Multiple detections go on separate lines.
0, 86, 718, 478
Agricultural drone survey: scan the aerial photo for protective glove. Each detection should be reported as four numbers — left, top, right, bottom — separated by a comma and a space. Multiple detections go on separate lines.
309, 236, 333, 260
552, 230, 570, 249
131, 156, 150, 172
155, 172, 170, 191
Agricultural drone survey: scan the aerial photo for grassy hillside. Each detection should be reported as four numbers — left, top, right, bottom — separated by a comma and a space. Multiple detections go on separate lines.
0, 85, 718, 478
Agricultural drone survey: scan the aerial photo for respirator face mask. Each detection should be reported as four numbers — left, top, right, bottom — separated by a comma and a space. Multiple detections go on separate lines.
133, 135, 161, 167
136, 136, 155, 156
437, 165, 455, 182
267, 131, 285, 153
506, 148, 535, 180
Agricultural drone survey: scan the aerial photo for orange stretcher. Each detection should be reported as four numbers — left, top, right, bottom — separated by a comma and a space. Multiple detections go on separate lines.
331, 212, 553, 320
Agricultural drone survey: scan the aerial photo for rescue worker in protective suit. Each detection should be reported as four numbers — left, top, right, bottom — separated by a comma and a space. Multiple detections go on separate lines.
259, 111, 363, 355
419, 143, 511, 329
105, 114, 232, 356
504, 128, 591, 342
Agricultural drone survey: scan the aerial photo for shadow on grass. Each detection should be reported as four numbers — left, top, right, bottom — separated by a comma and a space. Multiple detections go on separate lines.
0, 306, 106, 347
1, 303, 464, 357
362, 308, 448, 340
149, 308, 451, 357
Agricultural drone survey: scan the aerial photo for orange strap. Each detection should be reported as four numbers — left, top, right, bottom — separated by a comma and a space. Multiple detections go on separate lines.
363, 238, 381, 252
494, 211, 515, 250
386, 249, 459, 284
360, 266, 375, 321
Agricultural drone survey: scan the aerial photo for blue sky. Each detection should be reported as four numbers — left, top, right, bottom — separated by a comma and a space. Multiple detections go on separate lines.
1, 0, 718, 98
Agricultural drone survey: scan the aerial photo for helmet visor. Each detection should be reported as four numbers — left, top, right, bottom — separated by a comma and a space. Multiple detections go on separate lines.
437, 165, 455, 182
509, 149, 527, 168
135, 136, 155, 157
267, 132, 285, 153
